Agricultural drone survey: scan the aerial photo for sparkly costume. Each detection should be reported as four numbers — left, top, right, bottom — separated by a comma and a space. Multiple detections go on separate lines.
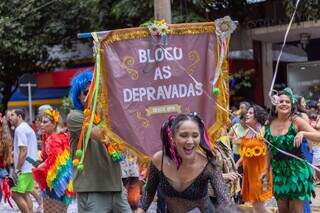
138, 161, 231, 212
265, 124, 314, 200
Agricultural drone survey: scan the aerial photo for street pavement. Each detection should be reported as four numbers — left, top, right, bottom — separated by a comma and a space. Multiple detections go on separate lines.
0, 198, 77, 213
0, 197, 157, 213
311, 185, 320, 212
0, 186, 320, 212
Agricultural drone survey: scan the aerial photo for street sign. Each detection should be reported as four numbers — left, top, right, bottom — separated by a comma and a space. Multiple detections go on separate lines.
19, 74, 37, 123
19, 74, 37, 96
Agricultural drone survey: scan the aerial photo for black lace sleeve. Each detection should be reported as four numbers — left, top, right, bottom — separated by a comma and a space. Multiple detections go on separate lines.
138, 162, 160, 211
208, 163, 232, 205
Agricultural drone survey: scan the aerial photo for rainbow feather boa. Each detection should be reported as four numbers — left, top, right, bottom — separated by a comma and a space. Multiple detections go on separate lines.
32, 133, 75, 205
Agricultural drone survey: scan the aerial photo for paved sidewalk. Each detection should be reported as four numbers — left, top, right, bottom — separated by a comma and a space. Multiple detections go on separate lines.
311, 185, 320, 212
240, 185, 320, 213
0, 186, 319, 212
0, 198, 157, 213
0, 198, 77, 213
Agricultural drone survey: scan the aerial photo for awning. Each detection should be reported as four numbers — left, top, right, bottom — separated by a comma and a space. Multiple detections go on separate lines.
35, 66, 93, 88
8, 66, 93, 107
8, 99, 63, 108
250, 20, 320, 43
10, 88, 69, 101
8, 88, 70, 107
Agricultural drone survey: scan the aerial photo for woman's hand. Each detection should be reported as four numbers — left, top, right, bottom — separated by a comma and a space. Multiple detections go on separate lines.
293, 131, 304, 147
260, 170, 269, 184
222, 172, 239, 181
260, 170, 270, 191
37, 162, 45, 168
233, 138, 242, 145
231, 135, 242, 145
135, 208, 145, 213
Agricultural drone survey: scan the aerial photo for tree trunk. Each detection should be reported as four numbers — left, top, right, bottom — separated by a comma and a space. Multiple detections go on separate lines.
1, 77, 17, 113
154, 0, 172, 24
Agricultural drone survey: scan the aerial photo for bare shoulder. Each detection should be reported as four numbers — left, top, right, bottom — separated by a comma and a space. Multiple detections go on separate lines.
301, 113, 310, 122
293, 115, 307, 128
151, 151, 164, 170
293, 115, 315, 132
269, 119, 276, 127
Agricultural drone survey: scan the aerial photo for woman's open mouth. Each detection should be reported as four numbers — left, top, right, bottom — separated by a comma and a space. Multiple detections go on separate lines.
279, 106, 289, 111
183, 147, 194, 155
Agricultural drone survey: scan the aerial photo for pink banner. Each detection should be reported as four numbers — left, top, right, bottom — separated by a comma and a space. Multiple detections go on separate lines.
101, 25, 219, 156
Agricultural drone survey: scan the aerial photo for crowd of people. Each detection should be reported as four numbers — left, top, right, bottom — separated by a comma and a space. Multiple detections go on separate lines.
0, 69, 320, 213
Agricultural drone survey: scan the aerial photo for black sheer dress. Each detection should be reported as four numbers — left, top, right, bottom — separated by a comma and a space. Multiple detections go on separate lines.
138, 161, 231, 212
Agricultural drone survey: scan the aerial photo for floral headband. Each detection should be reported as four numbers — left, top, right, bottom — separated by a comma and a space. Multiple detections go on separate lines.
270, 87, 297, 105
282, 87, 297, 104
44, 109, 60, 125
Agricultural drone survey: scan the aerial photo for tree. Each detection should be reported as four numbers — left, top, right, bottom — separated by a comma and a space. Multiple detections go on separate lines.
0, 0, 117, 112
283, 0, 320, 22
110, 0, 249, 25
0, 0, 253, 112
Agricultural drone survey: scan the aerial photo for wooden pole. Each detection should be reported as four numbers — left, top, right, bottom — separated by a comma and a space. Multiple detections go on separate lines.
154, 0, 172, 24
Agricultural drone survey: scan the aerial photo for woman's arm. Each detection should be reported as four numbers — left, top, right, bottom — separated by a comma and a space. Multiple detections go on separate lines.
316, 116, 320, 130
229, 126, 241, 145
137, 153, 162, 212
264, 149, 272, 173
301, 113, 310, 123
209, 165, 232, 205
235, 157, 242, 169
293, 116, 320, 147
260, 146, 272, 183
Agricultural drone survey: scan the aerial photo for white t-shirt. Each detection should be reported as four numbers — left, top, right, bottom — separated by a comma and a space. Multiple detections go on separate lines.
313, 146, 320, 166
13, 122, 38, 173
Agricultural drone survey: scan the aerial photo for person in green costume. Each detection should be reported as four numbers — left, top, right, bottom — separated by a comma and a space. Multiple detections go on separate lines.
262, 88, 320, 213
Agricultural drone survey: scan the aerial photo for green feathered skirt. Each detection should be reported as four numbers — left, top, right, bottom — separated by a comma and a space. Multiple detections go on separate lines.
271, 158, 314, 201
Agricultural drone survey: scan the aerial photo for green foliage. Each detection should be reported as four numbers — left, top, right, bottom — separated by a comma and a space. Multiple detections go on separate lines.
0, 0, 253, 112
0, 0, 114, 112
59, 96, 73, 117
283, 0, 320, 22
110, 0, 248, 25
230, 68, 254, 96
111, 0, 154, 27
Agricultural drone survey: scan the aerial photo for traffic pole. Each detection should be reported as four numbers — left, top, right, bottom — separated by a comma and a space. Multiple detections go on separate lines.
20, 82, 36, 123
27, 83, 33, 123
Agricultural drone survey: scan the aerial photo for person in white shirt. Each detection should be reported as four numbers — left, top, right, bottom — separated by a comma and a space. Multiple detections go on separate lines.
8, 109, 38, 213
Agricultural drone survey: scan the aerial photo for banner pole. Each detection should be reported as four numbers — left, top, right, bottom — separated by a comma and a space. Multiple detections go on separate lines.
77, 31, 109, 39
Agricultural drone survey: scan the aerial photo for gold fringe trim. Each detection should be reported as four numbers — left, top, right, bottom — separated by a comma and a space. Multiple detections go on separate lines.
97, 49, 150, 165
208, 49, 230, 146
102, 22, 215, 45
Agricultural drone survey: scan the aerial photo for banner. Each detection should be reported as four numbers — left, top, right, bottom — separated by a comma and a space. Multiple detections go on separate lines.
95, 22, 231, 159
